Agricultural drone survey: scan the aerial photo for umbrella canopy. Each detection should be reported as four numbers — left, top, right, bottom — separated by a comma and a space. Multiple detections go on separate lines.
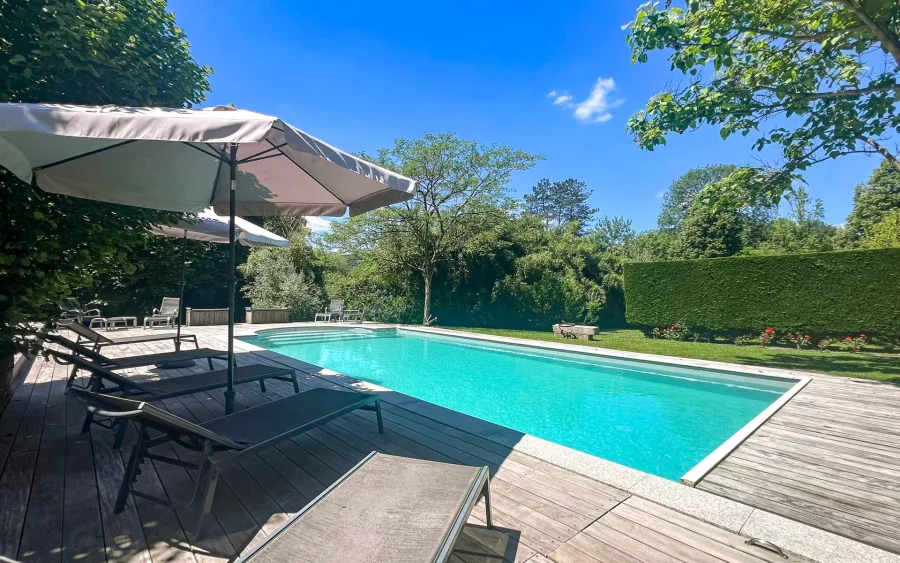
150, 208, 290, 247
0, 102, 415, 414
150, 209, 289, 359
0, 103, 415, 215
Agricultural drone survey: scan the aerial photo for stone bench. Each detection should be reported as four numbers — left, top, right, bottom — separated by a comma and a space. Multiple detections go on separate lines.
552, 324, 599, 341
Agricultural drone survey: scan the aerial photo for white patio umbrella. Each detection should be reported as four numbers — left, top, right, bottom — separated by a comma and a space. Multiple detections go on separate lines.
150, 208, 290, 363
0, 102, 415, 412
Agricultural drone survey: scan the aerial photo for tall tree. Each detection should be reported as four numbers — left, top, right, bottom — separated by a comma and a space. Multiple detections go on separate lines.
626, 0, 900, 208
0, 0, 210, 405
861, 209, 900, 248
845, 159, 900, 242
592, 216, 637, 254
523, 178, 597, 231
327, 133, 541, 325
749, 187, 839, 254
672, 203, 746, 259
658, 165, 737, 231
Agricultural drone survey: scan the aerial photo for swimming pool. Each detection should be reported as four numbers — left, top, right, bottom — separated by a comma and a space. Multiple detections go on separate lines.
241, 327, 797, 481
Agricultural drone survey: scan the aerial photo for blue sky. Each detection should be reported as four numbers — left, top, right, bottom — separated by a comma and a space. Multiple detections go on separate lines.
170, 0, 885, 232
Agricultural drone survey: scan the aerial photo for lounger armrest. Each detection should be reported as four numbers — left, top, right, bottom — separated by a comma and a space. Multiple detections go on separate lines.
85, 308, 101, 316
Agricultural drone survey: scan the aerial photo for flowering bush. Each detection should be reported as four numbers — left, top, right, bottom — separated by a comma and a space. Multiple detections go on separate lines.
759, 328, 776, 346
817, 338, 834, 351
786, 332, 811, 350
841, 334, 867, 353
660, 323, 690, 341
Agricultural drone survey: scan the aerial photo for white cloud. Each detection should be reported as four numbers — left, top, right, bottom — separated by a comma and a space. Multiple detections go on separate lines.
549, 77, 623, 124
656, 190, 665, 199
547, 89, 573, 105
304, 216, 332, 233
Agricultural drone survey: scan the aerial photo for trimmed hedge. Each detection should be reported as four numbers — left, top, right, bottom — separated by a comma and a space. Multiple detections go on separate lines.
624, 248, 900, 336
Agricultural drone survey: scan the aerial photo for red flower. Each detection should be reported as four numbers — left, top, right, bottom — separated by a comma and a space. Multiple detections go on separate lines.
853, 346, 859, 351
845, 336, 852, 341
804, 335, 810, 339
860, 334, 867, 339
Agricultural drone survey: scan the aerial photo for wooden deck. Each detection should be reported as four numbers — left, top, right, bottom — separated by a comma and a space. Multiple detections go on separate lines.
698, 372, 900, 555
0, 326, 812, 563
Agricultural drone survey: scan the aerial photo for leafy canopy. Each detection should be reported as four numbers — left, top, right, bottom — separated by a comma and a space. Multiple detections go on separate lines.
523, 178, 597, 232
658, 164, 737, 231
326, 132, 542, 324
626, 0, 900, 207
0, 0, 211, 398
844, 159, 900, 241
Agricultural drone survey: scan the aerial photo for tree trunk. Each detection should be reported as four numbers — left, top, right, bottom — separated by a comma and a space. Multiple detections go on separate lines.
422, 269, 433, 325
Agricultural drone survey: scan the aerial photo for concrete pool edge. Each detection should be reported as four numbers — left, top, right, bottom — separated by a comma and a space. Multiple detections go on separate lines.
233, 323, 897, 563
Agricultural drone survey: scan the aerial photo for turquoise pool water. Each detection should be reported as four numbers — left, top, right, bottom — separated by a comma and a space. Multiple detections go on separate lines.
241, 328, 794, 480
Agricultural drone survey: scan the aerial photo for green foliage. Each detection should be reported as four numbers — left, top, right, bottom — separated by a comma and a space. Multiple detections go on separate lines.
328, 132, 542, 324
624, 248, 900, 336
88, 234, 246, 318
626, 0, 900, 208
658, 165, 737, 231
749, 187, 840, 254
861, 208, 900, 248
592, 216, 636, 254
627, 230, 675, 262
0, 0, 210, 403
845, 160, 900, 242
493, 223, 619, 328
0, 0, 211, 106
523, 178, 597, 232
672, 203, 746, 258
460, 327, 900, 382
239, 233, 324, 322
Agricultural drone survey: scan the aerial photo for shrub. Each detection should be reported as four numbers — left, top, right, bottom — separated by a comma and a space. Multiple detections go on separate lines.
239, 247, 323, 321
624, 248, 900, 337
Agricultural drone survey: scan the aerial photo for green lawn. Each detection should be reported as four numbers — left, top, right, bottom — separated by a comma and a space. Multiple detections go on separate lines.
452, 327, 900, 382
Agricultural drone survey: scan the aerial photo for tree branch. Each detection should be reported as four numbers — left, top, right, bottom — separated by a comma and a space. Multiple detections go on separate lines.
833, 0, 900, 67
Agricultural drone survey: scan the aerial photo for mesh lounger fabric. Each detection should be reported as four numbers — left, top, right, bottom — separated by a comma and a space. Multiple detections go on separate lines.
243, 453, 483, 563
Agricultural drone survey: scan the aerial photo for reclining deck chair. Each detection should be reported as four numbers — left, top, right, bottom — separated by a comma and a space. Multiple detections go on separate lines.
46, 333, 227, 372
62, 320, 199, 351
238, 451, 492, 563
50, 349, 300, 447
69, 387, 385, 539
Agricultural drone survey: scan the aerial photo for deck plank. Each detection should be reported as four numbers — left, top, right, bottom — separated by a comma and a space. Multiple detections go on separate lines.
699, 375, 900, 554
6, 325, 892, 563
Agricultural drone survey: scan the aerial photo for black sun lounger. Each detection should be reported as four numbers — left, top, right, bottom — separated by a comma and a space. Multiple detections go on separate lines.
50, 350, 300, 446
238, 452, 492, 563
45, 333, 228, 372
62, 320, 199, 351
68, 387, 384, 539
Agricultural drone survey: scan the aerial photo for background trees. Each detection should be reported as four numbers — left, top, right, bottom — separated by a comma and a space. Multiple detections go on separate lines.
626, 0, 900, 209
326, 133, 542, 325
0, 0, 211, 405
523, 178, 597, 232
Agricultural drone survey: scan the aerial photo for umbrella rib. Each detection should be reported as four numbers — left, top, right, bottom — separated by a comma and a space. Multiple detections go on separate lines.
182, 142, 229, 162
264, 139, 348, 205
238, 143, 287, 164
33, 140, 136, 171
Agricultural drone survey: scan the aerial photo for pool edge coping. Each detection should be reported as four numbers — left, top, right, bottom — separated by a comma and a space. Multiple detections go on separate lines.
234, 323, 898, 563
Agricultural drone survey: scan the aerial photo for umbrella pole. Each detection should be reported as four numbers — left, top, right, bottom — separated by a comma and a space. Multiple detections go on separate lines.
225, 144, 238, 414
156, 231, 196, 369
176, 231, 186, 351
